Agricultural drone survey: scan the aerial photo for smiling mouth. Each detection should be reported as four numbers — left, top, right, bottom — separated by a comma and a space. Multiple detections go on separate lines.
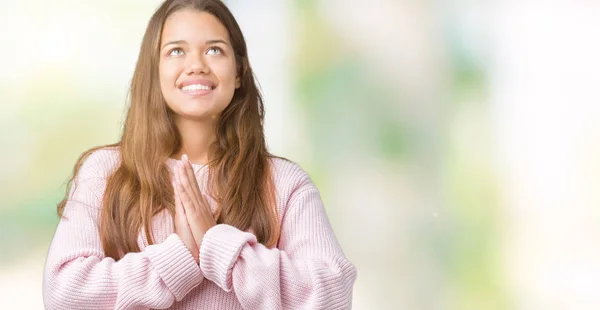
178, 84, 216, 96
180, 84, 215, 92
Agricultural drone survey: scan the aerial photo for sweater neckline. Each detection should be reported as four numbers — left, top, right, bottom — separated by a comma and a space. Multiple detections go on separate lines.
166, 157, 206, 174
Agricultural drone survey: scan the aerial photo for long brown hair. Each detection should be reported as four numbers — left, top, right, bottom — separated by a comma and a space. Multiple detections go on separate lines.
57, 0, 279, 260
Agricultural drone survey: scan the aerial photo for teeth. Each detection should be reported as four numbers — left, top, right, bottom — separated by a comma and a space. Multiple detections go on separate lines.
181, 84, 212, 91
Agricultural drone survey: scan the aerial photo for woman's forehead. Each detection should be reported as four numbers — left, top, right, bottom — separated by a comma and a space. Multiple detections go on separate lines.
161, 9, 230, 45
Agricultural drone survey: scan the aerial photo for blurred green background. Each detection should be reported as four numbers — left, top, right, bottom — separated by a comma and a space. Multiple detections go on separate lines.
2, 0, 600, 309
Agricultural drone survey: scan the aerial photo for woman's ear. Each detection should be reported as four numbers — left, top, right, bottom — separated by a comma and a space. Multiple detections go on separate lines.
235, 58, 248, 89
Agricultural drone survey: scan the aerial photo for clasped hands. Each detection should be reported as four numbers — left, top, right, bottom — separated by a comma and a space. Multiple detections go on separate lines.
173, 154, 216, 265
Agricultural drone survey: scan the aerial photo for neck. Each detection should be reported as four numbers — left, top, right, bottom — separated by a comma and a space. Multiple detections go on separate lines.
172, 117, 216, 165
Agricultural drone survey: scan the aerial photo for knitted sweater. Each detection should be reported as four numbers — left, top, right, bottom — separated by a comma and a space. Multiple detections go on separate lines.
43, 148, 357, 309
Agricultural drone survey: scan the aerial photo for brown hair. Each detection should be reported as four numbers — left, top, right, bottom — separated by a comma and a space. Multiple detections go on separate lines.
57, 0, 279, 260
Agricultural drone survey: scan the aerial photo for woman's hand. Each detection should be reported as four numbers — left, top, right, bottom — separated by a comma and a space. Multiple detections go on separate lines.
174, 154, 217, 255
173, 182, 200, 264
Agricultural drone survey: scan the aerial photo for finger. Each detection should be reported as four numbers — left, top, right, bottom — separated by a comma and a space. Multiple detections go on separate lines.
173, 183, 189, 227
182, 155, 211, 213
176, 180, 206, 245
176, 178, 196, 216
175, 187, 194, 239
173, 172, 187, 213
177, 161, 202, 212
182, 155, 205, 206
174, 182, 184, 214
179, 159, 200, 204
174, 188, 199, 263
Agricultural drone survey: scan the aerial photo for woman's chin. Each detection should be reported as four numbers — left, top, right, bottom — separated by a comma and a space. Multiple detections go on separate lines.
181, 111, 215, 121
168, 99, 227, 121
171, 102, 211, 117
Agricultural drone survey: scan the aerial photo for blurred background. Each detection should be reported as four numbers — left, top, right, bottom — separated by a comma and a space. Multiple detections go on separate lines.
1, 0, 600, 309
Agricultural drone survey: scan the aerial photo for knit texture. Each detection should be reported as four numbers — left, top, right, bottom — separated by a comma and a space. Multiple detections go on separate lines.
43, 148, 357, 309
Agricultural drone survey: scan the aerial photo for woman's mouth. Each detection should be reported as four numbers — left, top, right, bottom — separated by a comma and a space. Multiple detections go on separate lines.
178, 82, 215, 96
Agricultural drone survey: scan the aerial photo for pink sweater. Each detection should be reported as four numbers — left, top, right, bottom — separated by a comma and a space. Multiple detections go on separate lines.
43, 148, 357, 309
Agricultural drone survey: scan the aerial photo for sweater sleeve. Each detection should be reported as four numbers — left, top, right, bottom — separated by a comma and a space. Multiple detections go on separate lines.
43, 153, 203, 310
199, 185, 358, 310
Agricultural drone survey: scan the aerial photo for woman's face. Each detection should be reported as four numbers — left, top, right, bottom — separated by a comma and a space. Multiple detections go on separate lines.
159, 9, 239, 121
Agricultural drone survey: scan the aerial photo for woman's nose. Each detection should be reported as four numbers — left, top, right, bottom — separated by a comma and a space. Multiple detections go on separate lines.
185, 52, 210, 75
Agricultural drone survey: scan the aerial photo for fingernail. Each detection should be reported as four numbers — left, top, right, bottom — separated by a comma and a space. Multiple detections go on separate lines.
182, 154, 188, 162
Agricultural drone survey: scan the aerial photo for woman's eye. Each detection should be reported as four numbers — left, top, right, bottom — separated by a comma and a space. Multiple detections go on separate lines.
169, 48, 184, 56
206, 47, 222, 55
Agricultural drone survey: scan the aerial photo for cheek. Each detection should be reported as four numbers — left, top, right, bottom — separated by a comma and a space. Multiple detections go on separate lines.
159, 62, 180, 90
214, 61, 238, 88
158, 62, 183, 110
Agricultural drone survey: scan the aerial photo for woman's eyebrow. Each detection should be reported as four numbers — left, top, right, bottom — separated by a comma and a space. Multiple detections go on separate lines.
161, 39, 187, 50
161, 39, 229, 50
205, 39, 229, 46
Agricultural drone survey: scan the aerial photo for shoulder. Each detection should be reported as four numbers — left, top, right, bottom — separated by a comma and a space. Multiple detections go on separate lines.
67, 146, 121, 207
75, 146, 121, 181
268, 156, 319, 208
269, 157, 314, 189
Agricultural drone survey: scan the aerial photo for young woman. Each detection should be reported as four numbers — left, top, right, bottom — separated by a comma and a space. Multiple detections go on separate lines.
42, 0, 357, 309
